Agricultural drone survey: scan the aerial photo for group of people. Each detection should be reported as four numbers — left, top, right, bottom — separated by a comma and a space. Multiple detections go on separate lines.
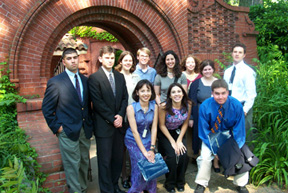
42, 42, 256, 193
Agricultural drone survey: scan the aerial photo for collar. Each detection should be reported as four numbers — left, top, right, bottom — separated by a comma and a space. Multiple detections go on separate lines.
65, 68, 79, 77
101, 66, 113, 77
136, 64, 150, 72
135, 101, 154, 113
232, 60, 245, 69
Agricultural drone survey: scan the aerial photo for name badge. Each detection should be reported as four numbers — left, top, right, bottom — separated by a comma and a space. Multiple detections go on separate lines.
142, 129, 147, 138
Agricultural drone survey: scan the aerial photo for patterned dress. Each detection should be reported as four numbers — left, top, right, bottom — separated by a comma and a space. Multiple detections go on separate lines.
124, 101, 157, 193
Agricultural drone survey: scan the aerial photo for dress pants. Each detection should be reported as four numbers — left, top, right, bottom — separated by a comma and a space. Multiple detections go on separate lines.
195, 142, 249, 187
58, 128, 91, 193
158, 130, 189, 190
96, 128, 125, 193
245, 108, 254, 144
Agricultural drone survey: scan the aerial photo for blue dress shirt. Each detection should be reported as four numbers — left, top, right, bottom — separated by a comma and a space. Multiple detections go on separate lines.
198, 96, 246, 150
134, 64, 157, 83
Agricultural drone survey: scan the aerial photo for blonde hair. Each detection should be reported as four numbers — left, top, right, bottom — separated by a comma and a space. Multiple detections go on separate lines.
137, 47, 151, 57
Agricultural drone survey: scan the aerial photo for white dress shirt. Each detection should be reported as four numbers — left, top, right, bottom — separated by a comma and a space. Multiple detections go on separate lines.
223, 60, 257, 113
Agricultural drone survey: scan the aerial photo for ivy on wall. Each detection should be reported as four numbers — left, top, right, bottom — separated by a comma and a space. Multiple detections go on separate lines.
68, 26, 118, 42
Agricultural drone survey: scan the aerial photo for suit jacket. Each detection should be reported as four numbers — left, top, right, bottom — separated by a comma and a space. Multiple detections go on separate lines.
42, 71, 93, 141
217, 137, 259, 177
88, 67, 128, 137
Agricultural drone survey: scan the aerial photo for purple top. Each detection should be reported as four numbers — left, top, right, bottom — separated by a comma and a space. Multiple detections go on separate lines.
165, 108, 188, 130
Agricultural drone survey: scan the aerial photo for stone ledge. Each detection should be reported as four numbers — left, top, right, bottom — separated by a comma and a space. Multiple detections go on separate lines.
17, 98, 43, 112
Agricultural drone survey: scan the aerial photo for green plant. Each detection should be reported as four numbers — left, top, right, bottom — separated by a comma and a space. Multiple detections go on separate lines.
249, 51, 288, 188
0, 61, 49, 192
68, 26, 118, 42
249, 0, 288, 56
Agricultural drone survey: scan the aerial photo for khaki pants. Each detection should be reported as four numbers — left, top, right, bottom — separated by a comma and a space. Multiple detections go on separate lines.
195, 142, 249, 187
58, 128, 91, 193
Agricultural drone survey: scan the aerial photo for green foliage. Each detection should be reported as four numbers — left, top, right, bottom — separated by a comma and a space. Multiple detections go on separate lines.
69, 26, 118, 42
214, 51, 233, 70
0, 62, 49, 192
249, 46, 288, 188
249, 0, 288, 55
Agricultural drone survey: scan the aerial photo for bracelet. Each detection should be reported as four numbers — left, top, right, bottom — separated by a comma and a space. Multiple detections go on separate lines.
148, 148, 155, 152
150, 145, 156, 149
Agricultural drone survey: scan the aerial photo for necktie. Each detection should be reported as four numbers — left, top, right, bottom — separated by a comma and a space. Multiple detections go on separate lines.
229, 66, 236, 84
109, 72, 116, 96
211, 105, 223, 133
75, 74, 82, 102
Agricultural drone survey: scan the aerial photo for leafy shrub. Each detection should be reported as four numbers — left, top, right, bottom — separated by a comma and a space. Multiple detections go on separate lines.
249, 46, 288, 188
0, 62, 48, 192
69, 26, 119, 42
249, 0, 288, 56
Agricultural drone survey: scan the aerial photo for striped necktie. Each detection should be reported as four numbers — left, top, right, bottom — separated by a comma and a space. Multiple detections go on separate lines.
211, 105, 223, 133
109, 72, 116, 96
75, 74, 82, 102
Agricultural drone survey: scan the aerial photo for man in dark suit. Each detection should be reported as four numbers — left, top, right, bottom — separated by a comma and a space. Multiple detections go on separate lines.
42, 48, 93, 193
88, 46, 128, 193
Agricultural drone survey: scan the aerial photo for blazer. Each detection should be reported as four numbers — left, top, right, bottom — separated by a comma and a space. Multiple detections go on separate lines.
88, 67, 128, 137
42, 71, 93, 141
217, 137, 259, 177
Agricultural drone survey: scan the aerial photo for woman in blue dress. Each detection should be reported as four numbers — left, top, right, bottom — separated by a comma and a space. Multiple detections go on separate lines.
158, 83, 192, 193
124, 79, 158, 193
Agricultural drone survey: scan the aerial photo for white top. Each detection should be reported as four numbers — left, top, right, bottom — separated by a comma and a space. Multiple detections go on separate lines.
122, 72, 140, 105
223, 60, 257, 113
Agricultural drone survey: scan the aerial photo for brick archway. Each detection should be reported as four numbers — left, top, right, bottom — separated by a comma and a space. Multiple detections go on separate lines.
9, 0, 188, 96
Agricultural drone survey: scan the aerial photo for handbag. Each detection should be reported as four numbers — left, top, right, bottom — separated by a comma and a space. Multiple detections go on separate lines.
208, 130, 231, 155
137, 153, 169, 181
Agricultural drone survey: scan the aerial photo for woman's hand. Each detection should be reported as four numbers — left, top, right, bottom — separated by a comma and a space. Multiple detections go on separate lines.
144, 150, 155, 163
176, 140, 186, 156
188, 120, 194, 128
170, 141, 180, 155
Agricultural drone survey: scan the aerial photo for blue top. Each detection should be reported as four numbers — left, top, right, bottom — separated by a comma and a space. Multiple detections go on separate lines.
165, 108, 188, 130
125, 100, 156, 145
198, 96, 245, 150
134, 65, 157, 83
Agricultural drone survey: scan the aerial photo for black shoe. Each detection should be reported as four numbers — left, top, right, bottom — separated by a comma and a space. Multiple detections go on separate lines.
213, 166, 221, 173
122, 179, 131, 189
164, 186, 175, 193
237, 186, 249, 193
195, 184, 205, 193
114, 185, 126, 193
176, 186, 184, 192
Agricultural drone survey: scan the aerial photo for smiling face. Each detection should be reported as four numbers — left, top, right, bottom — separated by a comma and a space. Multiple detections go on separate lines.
202, 65, 214, 78
185, 57, 196, 72
99, 52, 115, 71
232, 46, 246, 64
62, 53, 79, 73
169, 85, 184, 103
137, 51, 150, 66
212, 87, 229, 105
165, 54, 176, 70
137, 84, 152, 103
121, 54, 133, 72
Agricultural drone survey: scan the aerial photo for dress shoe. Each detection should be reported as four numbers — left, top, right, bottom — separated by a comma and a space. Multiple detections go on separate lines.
237, 186, 249, 193
213, 165, 221, 173
122, 179, 131, 189
114, 186, 126, 193
164, 186, 175, 193
195, 184, 205, 193
176, 186, 185, 192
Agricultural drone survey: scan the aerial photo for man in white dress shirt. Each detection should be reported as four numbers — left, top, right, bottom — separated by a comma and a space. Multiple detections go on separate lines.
223, 43, 257, 143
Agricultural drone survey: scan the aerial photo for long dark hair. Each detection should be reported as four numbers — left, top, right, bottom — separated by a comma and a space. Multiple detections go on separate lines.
156, 50, 182, 78
165, 83, 191, 115
132, 79, 156, 102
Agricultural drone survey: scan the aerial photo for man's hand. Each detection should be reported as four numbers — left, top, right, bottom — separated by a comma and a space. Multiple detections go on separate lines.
244, 112, 247, 116
58, 126, 63, 133
114, 115, 123, 128
188, 120, 194, 128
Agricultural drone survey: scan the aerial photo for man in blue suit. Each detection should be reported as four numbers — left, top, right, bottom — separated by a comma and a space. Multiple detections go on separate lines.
42, 48, 93, 193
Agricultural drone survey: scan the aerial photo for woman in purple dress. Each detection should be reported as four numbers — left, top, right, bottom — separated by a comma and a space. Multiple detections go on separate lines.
124, 79, 158, 193
158, 83, 192, 192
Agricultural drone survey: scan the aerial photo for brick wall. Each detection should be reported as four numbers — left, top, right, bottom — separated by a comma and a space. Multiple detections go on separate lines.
0, 0, 258, 192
